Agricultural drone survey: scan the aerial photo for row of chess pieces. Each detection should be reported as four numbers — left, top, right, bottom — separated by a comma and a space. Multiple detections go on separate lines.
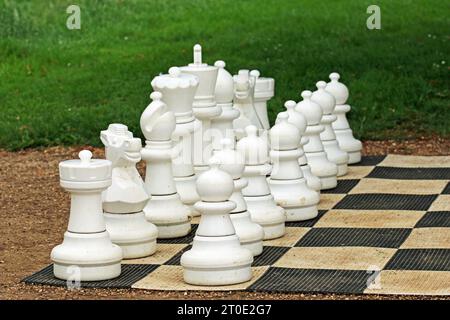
50, 44, 362, 286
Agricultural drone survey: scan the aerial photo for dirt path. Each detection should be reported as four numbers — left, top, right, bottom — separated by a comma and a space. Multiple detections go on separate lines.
1, 137, 449, 300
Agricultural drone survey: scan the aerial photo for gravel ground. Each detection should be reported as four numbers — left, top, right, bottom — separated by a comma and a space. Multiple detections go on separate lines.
1, 136, 449, 300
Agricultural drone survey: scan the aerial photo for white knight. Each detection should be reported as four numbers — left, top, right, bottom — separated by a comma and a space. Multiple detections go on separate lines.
101, 124, 158, 259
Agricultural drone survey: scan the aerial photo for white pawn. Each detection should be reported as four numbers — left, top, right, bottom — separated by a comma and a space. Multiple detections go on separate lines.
236, 125, 286, 239
151, 66, 201, 216
326, 73, 362, 164
283, 101, 322, 191
181, 158, 253, 286
268, 113, 320, 221
140, 92, 191, 238
296, 91, 338, 190
51, 150, 123, 281
180, 44, 220, 173
311, 81, 349, 176
101, 124, 158, 259
211, 60, 240, 150
250, 70, 274, 130
214, 138, 264, 256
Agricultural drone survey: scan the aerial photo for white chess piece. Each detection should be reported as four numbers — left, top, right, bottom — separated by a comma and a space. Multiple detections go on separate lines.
151, 67, 201, 216
311, 81, 349, 176
268, 113, 320, 221
232, 70, 262, 139
214, 138, 264, 256
296, 90, 338, 190
180, 44, 220, 173
283, 100, 322, 191
100, 124, 158, 259
51, 150, 123, 281
140, 92, 191, 238
211, 60, 240, 150
236, 126, 286, 239
180, 157, 253, 286
250, 70, 274, 130
326, 73, 362, 164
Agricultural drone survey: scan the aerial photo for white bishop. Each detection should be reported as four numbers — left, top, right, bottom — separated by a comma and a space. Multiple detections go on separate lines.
140, 92, 191, 238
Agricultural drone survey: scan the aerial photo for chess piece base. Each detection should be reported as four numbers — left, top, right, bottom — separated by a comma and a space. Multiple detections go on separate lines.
300, 164, 322, 191
245, 195, 286, 240
104, 212, 158, 259
334, 129, 362, 164
322, 140, 349, 176
144, 193, 191, 239
268, 178, 320, 221
305, 151, 338, 190
230, 211, 264, 256
348, 151, 362, 164
285, 205, 318, 222
175, 175, 200, 217
181, 235, 253, 286
51, 231, 122, 281
320, 175, 338, 190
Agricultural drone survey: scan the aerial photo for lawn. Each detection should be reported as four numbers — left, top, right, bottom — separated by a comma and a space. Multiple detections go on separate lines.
0, 0, 448, 150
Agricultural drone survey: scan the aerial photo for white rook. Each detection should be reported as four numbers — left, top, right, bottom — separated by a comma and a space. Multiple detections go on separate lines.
51, 150, 122, 281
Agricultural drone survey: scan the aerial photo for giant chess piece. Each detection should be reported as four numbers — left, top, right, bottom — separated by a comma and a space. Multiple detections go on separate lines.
210, 60, 240, 150
180, 44, 220, 173
236, 126, 286, 239
268, 113, 320, 221
283, 101, 322, 191
250, 70, 274, 130
101, 124, 158, 259
214, 139, 264, 256
151, 67, 201, 216
296, 90, 338, 190
140, 92, 191, 238
326, 73, 362, 164
232, 69, 261, 139
51, 150, 123, 281
311, 81, 349, 176
180, 158, 253, 286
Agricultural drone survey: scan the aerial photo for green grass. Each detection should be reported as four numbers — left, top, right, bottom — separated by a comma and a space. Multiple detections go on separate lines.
0, 0, 448, 150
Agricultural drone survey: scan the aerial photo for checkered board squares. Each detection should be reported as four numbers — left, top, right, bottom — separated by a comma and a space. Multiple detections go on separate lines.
23, 155, 450, 296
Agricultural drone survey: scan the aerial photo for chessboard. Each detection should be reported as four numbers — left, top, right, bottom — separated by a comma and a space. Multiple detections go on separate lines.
23, 154, 450, 296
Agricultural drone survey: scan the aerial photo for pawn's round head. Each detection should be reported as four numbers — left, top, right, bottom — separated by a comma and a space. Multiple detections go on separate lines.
295, 90, 323, 125
311, 81, 336, 115
270, 112, 301, 150
196, 157, 235, 202
213, 138, 245, 179
326, 72, 349, 105
236, 125, 269, 165
284, 100, 307, 133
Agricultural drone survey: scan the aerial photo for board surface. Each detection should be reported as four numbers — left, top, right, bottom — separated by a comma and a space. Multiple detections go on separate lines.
23, 155, 450, 295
